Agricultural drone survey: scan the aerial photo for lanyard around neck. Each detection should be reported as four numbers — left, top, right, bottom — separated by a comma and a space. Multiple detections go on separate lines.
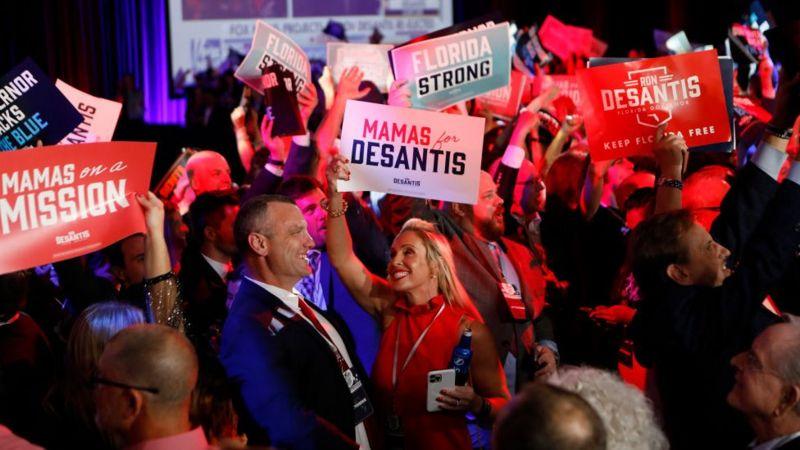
392, 302, 446, 389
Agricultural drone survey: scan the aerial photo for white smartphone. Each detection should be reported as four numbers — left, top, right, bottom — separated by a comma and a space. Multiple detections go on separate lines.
426, 369, 456, 412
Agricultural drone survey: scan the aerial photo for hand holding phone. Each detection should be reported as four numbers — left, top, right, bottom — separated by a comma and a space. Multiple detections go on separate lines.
426, 369, 456, 412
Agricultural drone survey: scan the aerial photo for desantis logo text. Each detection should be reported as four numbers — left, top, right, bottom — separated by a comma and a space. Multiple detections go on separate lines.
55, 229, 90, 245
600, 66, 701, 127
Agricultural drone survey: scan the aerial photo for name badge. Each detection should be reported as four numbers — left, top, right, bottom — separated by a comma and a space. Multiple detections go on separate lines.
499, 281, 528, 322
343, 368, 374, 424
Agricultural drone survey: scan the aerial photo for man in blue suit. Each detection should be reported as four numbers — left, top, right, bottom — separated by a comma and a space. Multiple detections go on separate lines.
220, 194, 373, 449
278, 176, 383, 373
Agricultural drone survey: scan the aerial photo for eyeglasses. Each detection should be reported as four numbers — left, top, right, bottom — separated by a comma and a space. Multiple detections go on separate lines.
90, 376, 160, 395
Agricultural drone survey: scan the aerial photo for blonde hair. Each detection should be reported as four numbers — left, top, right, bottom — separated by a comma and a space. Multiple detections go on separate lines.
396, 218, 473, 312
63, 301, 145, 426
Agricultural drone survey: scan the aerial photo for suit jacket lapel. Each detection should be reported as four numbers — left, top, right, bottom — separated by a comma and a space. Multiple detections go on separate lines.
242, 279, 339, 357
463, 233, 505, 281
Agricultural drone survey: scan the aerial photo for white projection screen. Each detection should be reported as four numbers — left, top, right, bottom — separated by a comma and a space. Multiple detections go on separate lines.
166, 0, 453, 90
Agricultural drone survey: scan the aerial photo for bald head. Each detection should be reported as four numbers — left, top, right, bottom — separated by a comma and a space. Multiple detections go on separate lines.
186, 150, 232, 195
763, 322, 800, 389
494, 383, 607, 450
99, 324, 198, 409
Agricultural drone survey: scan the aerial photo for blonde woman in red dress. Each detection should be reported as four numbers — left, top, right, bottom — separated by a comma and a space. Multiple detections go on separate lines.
324, 155, 509, 450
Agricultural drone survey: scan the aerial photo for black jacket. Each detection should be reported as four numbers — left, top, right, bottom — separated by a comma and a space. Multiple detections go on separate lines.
632, 163, 800, 450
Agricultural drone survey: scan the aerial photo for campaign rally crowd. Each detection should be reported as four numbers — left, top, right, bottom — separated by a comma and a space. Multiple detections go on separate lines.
2, 3, 800, 450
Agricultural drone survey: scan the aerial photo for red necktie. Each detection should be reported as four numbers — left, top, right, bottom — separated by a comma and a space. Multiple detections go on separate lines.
298, 297, 332, 342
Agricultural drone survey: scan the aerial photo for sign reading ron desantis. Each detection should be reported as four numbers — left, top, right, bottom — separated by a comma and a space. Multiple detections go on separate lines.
338, 100, 485, 204
0, 141, 155, 274
577, 50, 731, 160
390, 22, 511, 111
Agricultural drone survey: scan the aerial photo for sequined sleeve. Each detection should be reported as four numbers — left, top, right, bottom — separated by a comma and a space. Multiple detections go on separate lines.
144, 271, 185, 331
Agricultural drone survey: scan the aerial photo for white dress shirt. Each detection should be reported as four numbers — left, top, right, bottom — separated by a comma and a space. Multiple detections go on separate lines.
751, 431, 800, 450
201, 254, 228, 281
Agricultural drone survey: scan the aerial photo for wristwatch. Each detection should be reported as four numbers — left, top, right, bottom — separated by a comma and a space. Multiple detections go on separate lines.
656, 177, 683, 190
765, 123, 794, 140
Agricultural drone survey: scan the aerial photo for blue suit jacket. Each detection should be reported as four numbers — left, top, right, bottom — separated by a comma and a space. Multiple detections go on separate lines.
317, 251, 381, 374
220, 278, 368, 449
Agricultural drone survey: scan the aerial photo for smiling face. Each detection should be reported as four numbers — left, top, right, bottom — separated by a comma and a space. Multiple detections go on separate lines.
263, 202, 316, 287
387, 231, 438, 300
673, 222, 732, 287
471, 171, 505, 241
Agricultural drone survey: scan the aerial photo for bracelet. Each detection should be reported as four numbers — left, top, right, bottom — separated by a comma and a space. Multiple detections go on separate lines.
656, 177, 683, 190
144, 271, 176, 286
267, 158, 285, 166
320, 197, 348, 217
765, 123, 794, 140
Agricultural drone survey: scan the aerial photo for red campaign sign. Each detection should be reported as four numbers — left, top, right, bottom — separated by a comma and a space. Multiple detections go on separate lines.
549, 75, 583, 111
476, 70, 528, 119
538, 16, 595, 60
530, 75, 583, 120
538, 16, 573, 61
589, 37, 608, 57
577, 50, 731, 161
731, 24, 765, 54
565, 25, 594, 56
0, 141, 156, 274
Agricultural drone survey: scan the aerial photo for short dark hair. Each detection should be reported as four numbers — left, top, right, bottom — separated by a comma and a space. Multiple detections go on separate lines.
494, 382, 607, 450
0, 270, 29, 315
628, 209, 695, 297
106, 233, 146, 269
186, 190, 239, 246
624, 187, 655, 214
233, 194, 295, 254
277, 176, 324, 201
545, 152, 589, 208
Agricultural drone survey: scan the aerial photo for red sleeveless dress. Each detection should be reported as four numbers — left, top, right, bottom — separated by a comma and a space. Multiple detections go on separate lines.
372, 295, 473, 450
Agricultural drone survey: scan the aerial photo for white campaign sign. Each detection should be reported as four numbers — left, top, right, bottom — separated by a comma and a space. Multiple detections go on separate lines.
55, 80, 122, 145
327, 43, 394, 93
339, 100, 485, 204
234, 20, 311, 95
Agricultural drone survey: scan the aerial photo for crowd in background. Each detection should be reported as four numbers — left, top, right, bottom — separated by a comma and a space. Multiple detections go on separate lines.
2, 6, 800, 450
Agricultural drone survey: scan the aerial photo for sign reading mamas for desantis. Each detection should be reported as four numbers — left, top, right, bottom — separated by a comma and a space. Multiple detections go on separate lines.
338, 100, 485, 204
